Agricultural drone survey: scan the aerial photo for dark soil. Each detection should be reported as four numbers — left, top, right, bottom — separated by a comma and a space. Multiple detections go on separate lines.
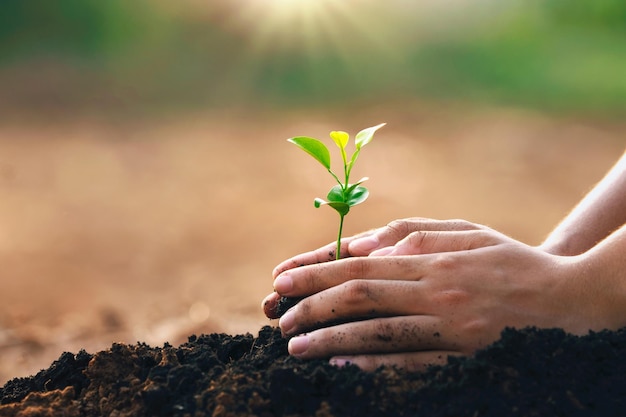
1, 325, 626, 416
274, 297, 303, 318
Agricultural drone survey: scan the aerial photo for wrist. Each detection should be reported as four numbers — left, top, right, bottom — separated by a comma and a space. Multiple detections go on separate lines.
573, 237, 626, 331
538, 230, 597, 257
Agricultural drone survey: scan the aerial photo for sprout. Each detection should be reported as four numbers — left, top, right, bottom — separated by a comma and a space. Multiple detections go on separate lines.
288, 123, 385, 260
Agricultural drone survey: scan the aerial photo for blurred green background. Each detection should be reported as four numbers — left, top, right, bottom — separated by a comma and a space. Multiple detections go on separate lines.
2, 0, 625, 116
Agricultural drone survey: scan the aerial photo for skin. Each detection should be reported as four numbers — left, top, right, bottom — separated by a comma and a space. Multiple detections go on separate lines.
262, 151, 626, 371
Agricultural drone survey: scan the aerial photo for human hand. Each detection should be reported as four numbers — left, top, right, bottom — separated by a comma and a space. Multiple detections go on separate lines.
264, 218, 489, 319
264, 219, 602, 371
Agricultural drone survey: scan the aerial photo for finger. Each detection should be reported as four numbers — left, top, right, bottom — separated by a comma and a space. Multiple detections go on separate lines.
349, 218, 487, 256
329, 351, 461, 372
370, 229, 508, 257
272, 241, 337, 278
287, 316, 461, 360
273, 255, 424, 298
272, 230, 376, 278
261, 292, 281, 319
279, 280, 433, 336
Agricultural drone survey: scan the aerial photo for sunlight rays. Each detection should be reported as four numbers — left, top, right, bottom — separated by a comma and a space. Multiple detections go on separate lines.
209, 0, 407, 98
218, 1, 400, 58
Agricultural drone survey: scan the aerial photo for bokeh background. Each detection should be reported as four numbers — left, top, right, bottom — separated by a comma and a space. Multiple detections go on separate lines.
1, 0, 625, 383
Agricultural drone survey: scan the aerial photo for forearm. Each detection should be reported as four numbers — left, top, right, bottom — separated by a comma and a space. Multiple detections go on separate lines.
576, 223, 626, 330
540, 151, 626, 256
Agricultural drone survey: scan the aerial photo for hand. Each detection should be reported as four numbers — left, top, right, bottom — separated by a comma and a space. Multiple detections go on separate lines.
263, 219, 605, 371
263, 218, 488, 319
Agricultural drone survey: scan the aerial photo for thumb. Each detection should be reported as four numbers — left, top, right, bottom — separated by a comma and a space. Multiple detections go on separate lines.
349, 218, 486, 256
370, 230, 505, 256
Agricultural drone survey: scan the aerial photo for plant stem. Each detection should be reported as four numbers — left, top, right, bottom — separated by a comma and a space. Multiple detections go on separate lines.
328, 169, 342, 188
336, 150, 350, 261
336, 214, 345, 260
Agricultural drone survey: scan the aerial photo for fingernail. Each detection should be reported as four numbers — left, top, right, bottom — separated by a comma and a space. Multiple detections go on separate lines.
369, 246, 394, 256
349, 235, 380, 253
273, 274, 293, 294
329, 357, 352, 367
278, 309, 295, 334
288, 335, 309, 356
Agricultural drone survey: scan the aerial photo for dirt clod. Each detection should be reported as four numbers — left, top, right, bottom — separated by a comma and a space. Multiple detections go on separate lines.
1, 325, 626, 416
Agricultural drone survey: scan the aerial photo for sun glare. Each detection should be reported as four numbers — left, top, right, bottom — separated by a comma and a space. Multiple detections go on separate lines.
207, 0, 406, 96
221, 0, 389, 55
261, 0, 337, 21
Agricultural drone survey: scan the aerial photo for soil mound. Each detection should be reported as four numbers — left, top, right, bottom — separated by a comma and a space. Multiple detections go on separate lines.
1, 326, 625, 416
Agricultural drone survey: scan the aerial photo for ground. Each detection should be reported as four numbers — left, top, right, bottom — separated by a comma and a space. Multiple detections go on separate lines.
0, 102, 624, 385
2, 325, 626, 416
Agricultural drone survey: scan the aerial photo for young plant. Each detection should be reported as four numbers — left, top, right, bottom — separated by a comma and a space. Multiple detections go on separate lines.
288, 123, 386, 260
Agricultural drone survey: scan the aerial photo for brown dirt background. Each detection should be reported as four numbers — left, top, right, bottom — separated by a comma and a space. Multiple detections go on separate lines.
1, 102, 624, 385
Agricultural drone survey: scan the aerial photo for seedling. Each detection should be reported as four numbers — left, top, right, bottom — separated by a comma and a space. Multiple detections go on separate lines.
288, 123, 386, 260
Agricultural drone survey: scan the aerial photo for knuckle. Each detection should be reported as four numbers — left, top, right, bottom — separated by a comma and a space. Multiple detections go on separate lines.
448, 218, 482, 231
406, 231, 426, 245
460, 319, 491, 351
432, 289, 469, 307
386, 219, 411, 239
303, 262, 335, 291
465, 229, 503, 249
463, 318, 488, 334
473, 229, 495, 243
429, 253, 459, 271
371, 319, 395, 342
342, 280, 376, 305
301, 268, 319, 291
343, 257, 369, 279
406, 231, 434, 252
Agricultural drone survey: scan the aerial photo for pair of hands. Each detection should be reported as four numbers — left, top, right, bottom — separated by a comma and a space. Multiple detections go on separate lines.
262, 218, 601, 371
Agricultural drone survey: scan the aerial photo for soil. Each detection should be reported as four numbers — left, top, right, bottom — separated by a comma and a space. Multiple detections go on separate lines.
275, 297, 303, 318
1, 325, 626, 416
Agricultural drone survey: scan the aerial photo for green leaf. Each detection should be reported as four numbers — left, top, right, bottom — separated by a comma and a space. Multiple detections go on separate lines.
329, 131, 349, 150
345, 185, 369, 207
327, 201, 350, 216
288, 136, 331, 170
326, 185, 345, 203
355, 123, 386, 150
315, 197, 350, 216
348, 148, 361, 171
345, 177, 369, 194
